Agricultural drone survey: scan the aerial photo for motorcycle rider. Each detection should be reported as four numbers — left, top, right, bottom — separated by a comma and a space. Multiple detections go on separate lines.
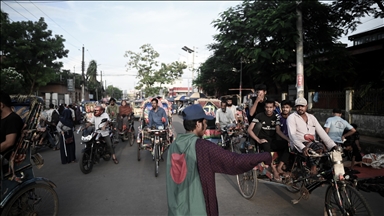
86, 105, 119, 164
106, 98, 119, 143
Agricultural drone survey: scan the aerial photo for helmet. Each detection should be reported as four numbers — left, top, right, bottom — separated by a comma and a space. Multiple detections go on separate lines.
94, 106, 104, 117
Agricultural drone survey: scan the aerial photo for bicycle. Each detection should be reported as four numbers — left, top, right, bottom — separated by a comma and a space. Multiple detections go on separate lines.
234, 134, 373, 215
119, 113, 135, 146
137, 125, 170, 177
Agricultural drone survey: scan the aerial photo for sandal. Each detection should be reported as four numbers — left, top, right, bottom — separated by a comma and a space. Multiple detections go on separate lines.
273, 176, 283, 183
113, 158, 119, 164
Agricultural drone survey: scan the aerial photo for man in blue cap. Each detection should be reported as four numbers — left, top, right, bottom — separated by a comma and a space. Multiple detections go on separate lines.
166, 104, 272, 216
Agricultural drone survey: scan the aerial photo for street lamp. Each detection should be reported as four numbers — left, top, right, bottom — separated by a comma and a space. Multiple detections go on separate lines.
181, 46, 195, 91
232, 57, 243, 105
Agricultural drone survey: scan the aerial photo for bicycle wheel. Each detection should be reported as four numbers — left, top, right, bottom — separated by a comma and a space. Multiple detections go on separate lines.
155, 145, 160, 177
230, 139, 235, 152
285, 161, 305, 193
54, 133, 60, 149
325, 183, 373, 216
129, 130, 135, 146
2, 182, 59, 216
236, 168, 258, 199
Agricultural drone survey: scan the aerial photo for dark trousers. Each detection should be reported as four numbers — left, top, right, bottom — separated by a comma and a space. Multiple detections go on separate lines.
103, 135, 115, 155
260, 140, 289, 165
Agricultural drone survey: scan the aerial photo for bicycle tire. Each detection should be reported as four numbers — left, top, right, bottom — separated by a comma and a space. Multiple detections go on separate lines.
2, 182, 59, 216
54, 133, 60, 149
129, 131, 135, 146
233, 142, 258, 199
285, 161, 306, 193
80, 152, 93, 174
236, 169, 258, 199
325, 183, 373, 216
155, 145, 160, 177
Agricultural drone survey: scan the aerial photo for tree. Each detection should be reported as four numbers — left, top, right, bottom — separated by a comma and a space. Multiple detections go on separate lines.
105, 85, 122, 100
124, 44, 187, 97
0, 11, 69, 94
0, 67, 24, 94
198, 0, 382, 95
85, 60, 102, 100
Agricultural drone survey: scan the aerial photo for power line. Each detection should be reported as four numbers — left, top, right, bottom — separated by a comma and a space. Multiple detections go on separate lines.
2, 1, 29, 20
87, 49, 94, 59
15, 0, 39, 20
29, 1, 83, 46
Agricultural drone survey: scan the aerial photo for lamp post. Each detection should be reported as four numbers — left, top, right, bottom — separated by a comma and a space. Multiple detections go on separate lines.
232, 57, 243, 105
181, 46, 195, 91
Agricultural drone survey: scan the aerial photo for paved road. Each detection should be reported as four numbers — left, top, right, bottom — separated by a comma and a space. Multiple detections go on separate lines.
33, 115, 383, 215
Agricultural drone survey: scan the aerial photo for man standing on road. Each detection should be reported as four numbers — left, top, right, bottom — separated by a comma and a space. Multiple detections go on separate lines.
287, 98, 337, 175
166, 104, 272, 216
324, 108, 356, 145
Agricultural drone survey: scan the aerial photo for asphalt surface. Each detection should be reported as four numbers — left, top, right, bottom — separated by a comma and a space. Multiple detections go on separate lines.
33, 115, 383, 215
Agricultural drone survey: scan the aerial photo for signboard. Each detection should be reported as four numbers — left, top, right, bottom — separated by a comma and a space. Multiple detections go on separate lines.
67, 79, 74, 92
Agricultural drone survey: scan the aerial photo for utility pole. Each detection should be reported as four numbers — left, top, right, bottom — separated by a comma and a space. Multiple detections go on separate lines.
100, 70, 103, 100
81, 45, 85, 102
240, 57, 243, 104
296, 1, 304, 99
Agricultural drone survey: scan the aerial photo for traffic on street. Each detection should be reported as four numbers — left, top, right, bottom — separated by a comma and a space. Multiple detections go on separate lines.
31, 116, 383, 215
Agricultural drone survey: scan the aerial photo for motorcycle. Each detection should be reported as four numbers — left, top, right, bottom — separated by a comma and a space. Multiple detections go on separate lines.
79, 118, 114, 174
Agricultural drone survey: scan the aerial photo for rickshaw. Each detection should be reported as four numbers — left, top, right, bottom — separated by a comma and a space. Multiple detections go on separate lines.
1, 95, 59, 215
136, 97, 174, 177
196, 98, 221, 144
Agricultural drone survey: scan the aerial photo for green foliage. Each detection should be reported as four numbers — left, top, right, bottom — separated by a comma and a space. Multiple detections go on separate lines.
124, 44, 187, 97
0, 67, 24, 94
85, 60, 102, 99
196, 0, 381, 95
105, 85, 122, 99
0, 11, 69, 94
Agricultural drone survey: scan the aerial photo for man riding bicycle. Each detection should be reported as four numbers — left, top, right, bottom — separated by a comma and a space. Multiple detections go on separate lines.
118, 99, 133, 133
286, 97, 337, 176
215, 101, 236, 130
145, 98, 169, 147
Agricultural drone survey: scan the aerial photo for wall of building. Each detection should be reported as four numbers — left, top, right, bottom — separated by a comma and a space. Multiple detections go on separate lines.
311, 108, 384, 138
39, 83, 89, 105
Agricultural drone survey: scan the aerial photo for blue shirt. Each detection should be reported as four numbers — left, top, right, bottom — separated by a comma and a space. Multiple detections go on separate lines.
324, 116, 353, 143
148, 107, 168, 128
276, 114, 288, 137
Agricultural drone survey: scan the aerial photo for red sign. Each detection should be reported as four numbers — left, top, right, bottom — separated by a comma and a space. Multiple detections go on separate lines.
297, 74, 303, 87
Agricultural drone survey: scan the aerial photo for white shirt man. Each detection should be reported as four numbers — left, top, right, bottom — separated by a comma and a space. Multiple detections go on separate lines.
215, 101, 235, 129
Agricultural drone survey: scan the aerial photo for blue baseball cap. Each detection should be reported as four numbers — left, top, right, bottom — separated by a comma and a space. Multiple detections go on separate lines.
182, 104, 214, 120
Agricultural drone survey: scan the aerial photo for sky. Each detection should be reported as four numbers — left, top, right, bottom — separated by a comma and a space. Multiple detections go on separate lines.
2, 1, 383, 93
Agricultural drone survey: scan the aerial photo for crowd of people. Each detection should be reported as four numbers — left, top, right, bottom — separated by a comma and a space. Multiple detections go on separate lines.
1, 89, 364, 216
166, 84, 363, 215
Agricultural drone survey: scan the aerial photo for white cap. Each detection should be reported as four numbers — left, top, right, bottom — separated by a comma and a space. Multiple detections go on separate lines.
295, 97, 307, 106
